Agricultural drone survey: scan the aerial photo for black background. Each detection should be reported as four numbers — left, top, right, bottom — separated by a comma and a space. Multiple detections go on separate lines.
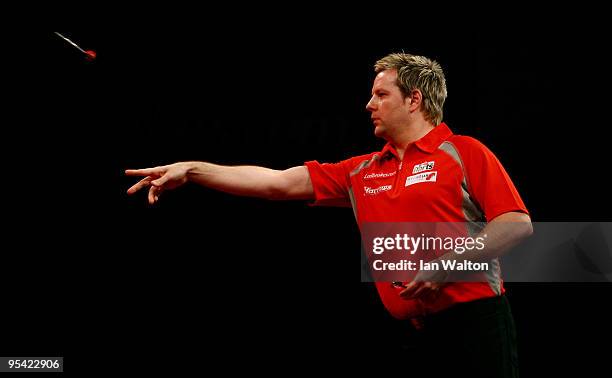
4, 30, 611, 375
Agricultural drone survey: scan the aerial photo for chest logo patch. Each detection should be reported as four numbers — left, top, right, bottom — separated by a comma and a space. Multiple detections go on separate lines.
412, 161, 435, 174
405, 171, 438, 186
364, 185, 393, 195
363, 171, 397, 180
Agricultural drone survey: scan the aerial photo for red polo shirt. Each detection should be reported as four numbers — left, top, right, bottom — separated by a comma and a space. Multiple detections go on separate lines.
305, 123, 528, 319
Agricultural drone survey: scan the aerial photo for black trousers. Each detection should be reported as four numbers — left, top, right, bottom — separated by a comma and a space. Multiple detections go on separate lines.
380, 295, 519, 378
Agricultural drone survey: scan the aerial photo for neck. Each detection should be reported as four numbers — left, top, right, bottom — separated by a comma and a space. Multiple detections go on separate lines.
391, 120, 436, 159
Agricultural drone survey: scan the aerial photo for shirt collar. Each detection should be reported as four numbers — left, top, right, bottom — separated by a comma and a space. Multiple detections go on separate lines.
381, 122, 454, 158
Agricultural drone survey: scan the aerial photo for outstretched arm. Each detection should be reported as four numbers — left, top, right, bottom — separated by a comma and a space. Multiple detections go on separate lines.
126, 162, 314, 204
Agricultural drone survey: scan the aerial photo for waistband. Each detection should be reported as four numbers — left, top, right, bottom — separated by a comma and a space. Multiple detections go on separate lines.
408, 294, 509, 331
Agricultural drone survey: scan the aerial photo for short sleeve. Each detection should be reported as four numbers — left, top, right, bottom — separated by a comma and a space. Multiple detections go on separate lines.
452, 136, 529, 222
305, 154, 376, 207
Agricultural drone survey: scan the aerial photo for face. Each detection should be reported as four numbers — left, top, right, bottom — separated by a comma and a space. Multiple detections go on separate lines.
365, 69, 412, 139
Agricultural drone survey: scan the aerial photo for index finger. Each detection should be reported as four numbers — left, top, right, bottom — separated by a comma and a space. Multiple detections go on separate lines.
407, 282, 433, 300
399, 281, 420, 299
125, 168, 160, 177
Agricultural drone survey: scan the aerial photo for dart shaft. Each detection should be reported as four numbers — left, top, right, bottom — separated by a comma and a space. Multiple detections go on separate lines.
54, 32, 87, 54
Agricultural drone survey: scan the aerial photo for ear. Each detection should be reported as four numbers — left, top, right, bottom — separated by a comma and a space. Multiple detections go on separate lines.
407, 89, 423, 112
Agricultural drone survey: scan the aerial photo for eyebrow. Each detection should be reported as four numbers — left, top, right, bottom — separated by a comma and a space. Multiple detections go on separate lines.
373, 89, 389, 95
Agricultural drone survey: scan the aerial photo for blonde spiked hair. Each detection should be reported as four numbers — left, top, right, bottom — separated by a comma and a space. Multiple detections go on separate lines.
374, 53, 447, 125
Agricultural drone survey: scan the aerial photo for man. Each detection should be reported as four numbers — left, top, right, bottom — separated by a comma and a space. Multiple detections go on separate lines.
126, 53, 532, 377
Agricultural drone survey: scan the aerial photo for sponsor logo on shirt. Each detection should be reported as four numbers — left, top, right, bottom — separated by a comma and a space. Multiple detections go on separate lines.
363, 171, 397, 180
412, 161, 435, 174
405, 171, 438, 186
364, 185, 392, 195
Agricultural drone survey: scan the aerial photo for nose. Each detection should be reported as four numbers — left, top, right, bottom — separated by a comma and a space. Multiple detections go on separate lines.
366, 96, 377, 112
